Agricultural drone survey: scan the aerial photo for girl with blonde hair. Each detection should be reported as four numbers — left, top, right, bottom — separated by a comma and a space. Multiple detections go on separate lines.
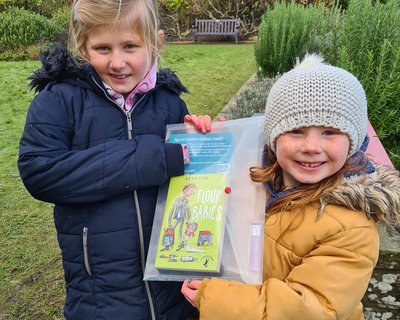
19, 0, 210, 319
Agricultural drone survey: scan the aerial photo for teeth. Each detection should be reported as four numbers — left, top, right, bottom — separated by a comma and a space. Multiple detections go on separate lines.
113, 74, 127, 79
301, 162, 322, 167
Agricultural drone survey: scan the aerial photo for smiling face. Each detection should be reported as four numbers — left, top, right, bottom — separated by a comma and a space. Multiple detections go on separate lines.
275, 126, 350, 188
85, 24, 152, 96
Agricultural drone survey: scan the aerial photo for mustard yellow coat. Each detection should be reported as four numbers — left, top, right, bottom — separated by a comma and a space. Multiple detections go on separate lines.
196, 167, 400, 320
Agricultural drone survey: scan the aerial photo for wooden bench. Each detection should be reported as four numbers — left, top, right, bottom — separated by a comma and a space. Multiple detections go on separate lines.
192, 18, 240, 43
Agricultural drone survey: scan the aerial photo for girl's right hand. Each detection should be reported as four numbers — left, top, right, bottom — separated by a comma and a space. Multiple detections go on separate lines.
184, 114, 211, 133
181, 279, 202, 307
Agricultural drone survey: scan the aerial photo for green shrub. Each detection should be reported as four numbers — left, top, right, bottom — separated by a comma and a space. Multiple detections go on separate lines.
50, 8, 70, 39
254, 1, 342, 76
0, 43, 50, 60
0, 49, 28, 61
334, 0, 400, 168
0, 7, 59, 50
0, 0, 70, 17
229, 75, 280, 119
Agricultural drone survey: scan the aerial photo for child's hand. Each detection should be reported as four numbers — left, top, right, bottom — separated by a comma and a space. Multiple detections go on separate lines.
181, 279, 202, 307
184, 114, 211, 133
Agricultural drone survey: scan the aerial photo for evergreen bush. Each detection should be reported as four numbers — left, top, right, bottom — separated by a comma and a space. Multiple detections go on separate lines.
333, 0, 400, 167
0, 7, 59, 59
229, 76, 280, 119
49, 8, 71, 44
254, 2, 342, 76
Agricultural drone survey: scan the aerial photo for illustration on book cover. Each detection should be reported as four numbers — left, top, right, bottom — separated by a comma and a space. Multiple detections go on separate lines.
155, 173, 228, 272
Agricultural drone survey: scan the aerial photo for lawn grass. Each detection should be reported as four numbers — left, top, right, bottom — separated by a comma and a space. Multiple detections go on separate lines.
0, 43, 256, 319
160, 43, 256, 117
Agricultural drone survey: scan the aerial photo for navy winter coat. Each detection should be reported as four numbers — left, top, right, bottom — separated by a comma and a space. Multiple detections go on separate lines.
18, 45, 194, 320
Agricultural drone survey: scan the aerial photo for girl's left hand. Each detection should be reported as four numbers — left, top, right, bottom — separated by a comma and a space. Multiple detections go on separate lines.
184, 114, 212, 133
181, 279, 202, 307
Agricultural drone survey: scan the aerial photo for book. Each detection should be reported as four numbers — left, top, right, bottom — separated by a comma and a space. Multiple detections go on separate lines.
154, 132, 234, 272
154, 173, 228, 272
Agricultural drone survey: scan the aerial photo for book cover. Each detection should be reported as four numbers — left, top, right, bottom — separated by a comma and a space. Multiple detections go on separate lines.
154, 132, 234, 272
154, 173, 228, 272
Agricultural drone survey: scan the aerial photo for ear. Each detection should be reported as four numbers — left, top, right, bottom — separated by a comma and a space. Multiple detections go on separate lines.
158, 29, 165, 43
153, 30, 165, 59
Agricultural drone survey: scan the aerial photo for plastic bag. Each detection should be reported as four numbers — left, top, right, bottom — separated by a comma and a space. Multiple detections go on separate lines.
144, 115, 266, 284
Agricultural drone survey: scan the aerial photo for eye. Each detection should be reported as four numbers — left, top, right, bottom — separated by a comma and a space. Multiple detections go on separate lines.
95, 46, 110, 53
322, 129, 340, 136
125, 43, 139, 50
288, 129, 303, 135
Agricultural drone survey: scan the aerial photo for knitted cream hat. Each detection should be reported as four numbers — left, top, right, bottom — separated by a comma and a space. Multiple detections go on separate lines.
264, 54, 368, 156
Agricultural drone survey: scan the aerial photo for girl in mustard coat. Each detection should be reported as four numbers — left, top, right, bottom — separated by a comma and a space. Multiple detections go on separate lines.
181, 54, 400, 320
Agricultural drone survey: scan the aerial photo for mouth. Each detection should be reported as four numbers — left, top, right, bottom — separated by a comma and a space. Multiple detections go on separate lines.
298, 162, 324, 168
111, 74, 129, 79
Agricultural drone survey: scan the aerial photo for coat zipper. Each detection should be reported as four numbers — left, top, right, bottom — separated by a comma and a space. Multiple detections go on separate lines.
83, 227, 92, 276
90, 74, 146, 139
127, 113, 133, 139
124, 94, 147, 138
91, 76, 156, 319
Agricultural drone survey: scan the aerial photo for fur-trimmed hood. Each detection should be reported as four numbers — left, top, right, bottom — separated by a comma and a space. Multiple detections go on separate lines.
28, 43, 188, 95
321, 165, 400, 233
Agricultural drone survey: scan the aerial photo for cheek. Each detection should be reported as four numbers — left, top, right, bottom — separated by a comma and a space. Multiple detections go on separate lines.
89, 56, 107, 73
275, 139, 296, 169
86, 52, 96, 65
276, 136, 296, 156
329, 139, 350, 163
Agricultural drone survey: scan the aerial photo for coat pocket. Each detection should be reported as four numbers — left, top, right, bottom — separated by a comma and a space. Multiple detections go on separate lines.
83, 227, 92, 276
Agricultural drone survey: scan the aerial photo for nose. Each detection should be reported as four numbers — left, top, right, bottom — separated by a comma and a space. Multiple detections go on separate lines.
110, 51, 126, 69
300, 135, 322, 153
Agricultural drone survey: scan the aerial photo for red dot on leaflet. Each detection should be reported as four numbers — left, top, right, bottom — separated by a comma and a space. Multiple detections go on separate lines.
224, 187, 231, 194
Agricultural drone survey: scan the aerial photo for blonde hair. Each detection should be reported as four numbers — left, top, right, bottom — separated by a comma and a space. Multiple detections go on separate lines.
250, 145, 366, 218
69, 0, 163, 64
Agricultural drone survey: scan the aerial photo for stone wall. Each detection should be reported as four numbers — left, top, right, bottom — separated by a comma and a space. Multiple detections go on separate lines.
363, 223, 400, 320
